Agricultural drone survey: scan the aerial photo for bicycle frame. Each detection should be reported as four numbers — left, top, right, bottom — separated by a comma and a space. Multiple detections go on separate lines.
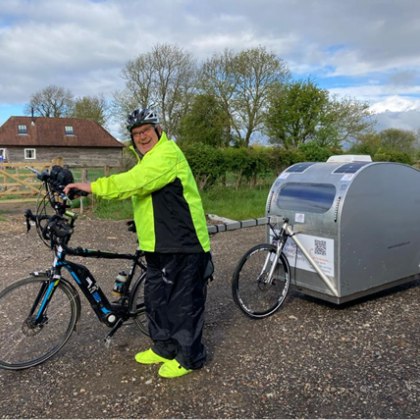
270, 219, 339, 297
33, 245, 147, 330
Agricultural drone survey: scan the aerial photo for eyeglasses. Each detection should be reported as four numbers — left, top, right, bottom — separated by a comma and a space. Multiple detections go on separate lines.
132, 125, 153, 137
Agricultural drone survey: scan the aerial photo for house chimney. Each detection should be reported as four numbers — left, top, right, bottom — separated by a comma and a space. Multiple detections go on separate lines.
31, 107, 35, 126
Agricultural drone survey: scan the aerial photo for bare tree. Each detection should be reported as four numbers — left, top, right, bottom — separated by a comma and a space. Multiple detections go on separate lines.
25, 85, 74, 117
114, 43, 197, 139
200, 46, 290, 146
199, 49, 239, 146
332, 96, 376, 145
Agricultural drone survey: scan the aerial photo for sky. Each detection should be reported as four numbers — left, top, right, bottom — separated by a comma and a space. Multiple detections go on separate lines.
1, 0, 420, 139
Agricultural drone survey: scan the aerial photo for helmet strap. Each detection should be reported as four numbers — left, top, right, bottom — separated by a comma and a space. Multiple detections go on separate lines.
154, 126, 162, 140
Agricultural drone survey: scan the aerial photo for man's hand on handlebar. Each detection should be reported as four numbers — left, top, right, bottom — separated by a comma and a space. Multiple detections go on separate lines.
63, 183, 92, 198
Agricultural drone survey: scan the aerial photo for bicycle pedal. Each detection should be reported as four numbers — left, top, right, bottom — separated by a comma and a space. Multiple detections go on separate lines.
104, 336, 112, 349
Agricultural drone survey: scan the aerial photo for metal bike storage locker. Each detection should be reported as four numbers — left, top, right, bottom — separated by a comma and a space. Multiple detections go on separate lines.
266, 156, 420, 304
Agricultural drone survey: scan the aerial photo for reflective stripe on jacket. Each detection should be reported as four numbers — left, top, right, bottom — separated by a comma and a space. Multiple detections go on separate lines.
91, 132, 210, 253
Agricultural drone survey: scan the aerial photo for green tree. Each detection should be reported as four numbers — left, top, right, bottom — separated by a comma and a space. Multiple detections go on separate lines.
178, 94, 230, 147
266, 79, 332, 148
71, 94, 110, 127
349, 133, 381, 157
114, 43, 197, 139
200, 47, 290, 147
373, 148, 414, 165
25, 85, 74, 117
378, 128, 417, 153
266, 79, 375, 149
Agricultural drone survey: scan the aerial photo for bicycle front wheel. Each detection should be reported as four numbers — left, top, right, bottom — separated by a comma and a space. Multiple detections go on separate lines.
0, 277, 79, 370
232, 243, 291, 318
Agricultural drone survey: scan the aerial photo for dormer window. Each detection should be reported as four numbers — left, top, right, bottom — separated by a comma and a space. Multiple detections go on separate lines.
18, 124, 28, 134
65, 126, 74, 135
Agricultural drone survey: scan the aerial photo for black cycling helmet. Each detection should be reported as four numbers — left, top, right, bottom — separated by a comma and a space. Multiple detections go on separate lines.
126, 108, 159, 132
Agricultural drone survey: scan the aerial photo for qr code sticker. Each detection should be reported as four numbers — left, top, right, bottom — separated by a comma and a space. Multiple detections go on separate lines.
314, 239, 327, 256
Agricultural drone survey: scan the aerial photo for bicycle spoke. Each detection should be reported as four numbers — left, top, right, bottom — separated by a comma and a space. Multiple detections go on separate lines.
0, 277, 78, 369
232, 244, 291, 318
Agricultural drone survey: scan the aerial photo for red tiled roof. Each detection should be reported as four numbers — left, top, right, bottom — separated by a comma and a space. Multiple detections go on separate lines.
0, 117, 124, 148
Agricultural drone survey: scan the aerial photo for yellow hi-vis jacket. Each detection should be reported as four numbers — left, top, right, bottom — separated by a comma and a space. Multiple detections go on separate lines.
91, 132, 210, 253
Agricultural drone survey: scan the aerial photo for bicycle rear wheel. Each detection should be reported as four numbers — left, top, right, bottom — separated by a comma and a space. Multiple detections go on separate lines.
0, 277, 79, 370
232, 243, 291, 318
129, 272, 149, 336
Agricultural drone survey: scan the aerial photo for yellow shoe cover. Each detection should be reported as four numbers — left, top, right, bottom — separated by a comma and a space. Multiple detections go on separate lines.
158, 359, 193, 378
135, 348, 171, 365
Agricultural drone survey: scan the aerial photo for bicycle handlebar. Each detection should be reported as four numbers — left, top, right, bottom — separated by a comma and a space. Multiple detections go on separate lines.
27, 165, 88, 202
26, 166, 137, 250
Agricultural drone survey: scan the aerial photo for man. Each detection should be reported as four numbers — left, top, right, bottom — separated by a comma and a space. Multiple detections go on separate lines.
64, 108, 211, 378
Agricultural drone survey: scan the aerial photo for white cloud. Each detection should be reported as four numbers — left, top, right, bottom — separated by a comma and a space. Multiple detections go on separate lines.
1, 0, 420, 136
329, 85, 420, 104
370, 96, 420, 113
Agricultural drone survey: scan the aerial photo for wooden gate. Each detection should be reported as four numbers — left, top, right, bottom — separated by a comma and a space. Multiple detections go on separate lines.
0, 159, 62, 203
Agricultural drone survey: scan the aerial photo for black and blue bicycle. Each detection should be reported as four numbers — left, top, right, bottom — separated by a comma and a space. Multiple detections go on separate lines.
0, 166, 148, 370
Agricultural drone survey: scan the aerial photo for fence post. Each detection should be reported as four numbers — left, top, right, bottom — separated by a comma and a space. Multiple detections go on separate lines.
51, 157, 64, 168
80, 169, 87, 214
105, 165, 110, 177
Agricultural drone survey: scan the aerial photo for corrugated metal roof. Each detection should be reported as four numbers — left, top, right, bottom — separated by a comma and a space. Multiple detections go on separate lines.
0, 117, 124, 148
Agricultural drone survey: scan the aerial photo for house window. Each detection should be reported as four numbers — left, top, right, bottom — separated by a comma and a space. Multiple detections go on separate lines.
65, 126, 74, 135
18, 124, 28, 134
24, 149, 36, 160
0, 149, 5, 162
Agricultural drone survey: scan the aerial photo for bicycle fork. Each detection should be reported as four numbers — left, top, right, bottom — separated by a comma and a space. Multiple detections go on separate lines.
29, 272, 61, 326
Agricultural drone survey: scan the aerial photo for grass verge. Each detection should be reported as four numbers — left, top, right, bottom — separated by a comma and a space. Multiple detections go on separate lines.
201, 185, 270, 220
94, 199, 134, 220
93, 184, 271, 221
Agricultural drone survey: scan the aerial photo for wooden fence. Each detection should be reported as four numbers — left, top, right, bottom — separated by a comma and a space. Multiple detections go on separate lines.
0, 160, 119, 212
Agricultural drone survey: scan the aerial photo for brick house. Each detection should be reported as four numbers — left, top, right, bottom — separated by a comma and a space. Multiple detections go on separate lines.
0, 116, 124, 166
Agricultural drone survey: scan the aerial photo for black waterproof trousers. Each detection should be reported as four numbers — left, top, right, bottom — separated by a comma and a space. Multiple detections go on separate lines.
144, 252, 209, 370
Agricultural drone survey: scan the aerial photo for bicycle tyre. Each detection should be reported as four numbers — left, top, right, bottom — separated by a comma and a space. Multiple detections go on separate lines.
129, 272, 149, 336
232, 243, 291, 319
0, 276, 79, 370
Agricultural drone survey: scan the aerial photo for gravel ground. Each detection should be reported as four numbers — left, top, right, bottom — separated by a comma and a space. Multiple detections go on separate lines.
0, 205, 420, 419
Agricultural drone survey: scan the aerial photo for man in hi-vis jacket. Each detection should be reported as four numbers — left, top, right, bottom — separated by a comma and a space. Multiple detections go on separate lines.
64, 108, 211, 378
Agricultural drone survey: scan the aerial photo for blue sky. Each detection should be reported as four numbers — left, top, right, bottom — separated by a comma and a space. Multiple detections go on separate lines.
2, 0, 420, 138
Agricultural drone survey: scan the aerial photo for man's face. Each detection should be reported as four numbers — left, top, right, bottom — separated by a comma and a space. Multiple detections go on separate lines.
132, 124, 159, 155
